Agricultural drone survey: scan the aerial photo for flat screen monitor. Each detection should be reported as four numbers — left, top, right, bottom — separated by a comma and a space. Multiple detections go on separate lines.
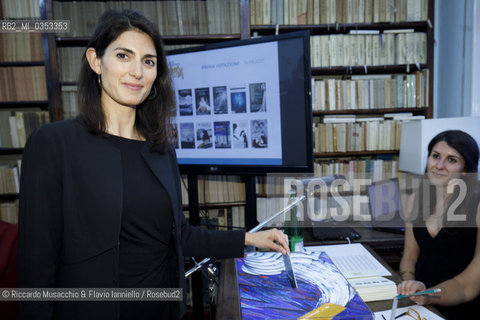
167, 31, 313, 174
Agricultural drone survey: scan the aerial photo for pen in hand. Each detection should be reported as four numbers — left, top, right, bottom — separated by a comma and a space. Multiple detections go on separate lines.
396, 288, 441, 299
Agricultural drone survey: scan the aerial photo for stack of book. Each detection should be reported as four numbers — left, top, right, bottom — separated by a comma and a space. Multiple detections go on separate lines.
53, 1, 240, 36
313, 158, 399, 187
310, 32, 427, 67
0, 110, 50, 148
312, 71, 429, 111
0, 201, 18, 224
309, 243, 398, 302
251, 0, 429, 25
349, 276, 397, 302
0, 66, 48, 101
313, 113, 426, 153
0, 33, 44, 62
0, 163, 20, 194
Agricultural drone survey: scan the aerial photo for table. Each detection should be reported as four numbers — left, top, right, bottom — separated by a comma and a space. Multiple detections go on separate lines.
216, 244, 428, 319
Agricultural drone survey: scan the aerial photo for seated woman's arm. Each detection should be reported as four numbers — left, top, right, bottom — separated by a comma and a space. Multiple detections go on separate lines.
399, 194, 419, 281
398, 202, 480, 306
399, 224, 419, 281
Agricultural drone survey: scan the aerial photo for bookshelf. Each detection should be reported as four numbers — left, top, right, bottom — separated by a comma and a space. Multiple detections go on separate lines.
314, 150, 399, 157
248, 0, 435, 187
313, 107, 428, 116
248, 0, 434, 241
0, 101, 49, 109
38, 0, 435, 224
43, 0, 245, 120
0, 193, 19, 201
0, 148, 23, 156
0, 0, 52, 225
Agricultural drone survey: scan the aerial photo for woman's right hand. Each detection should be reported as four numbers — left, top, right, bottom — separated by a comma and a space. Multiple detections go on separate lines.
397, 280, 429, 305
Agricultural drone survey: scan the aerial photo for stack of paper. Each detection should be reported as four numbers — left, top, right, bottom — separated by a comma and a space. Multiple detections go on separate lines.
349, 277, 397, 302
308, 243, 397, 302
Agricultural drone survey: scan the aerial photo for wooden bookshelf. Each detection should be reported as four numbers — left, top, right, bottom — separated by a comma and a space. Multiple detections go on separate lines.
0, 2, 48, 213
252, 21, 430, 35
0, 193, 19, 201
0, 61, 44, 67
0, 148, 23, 155
44, 0, 434, 119
0, 101, 49, 110
306, 0, 435, 180
313, 107, 428, 116
312, 64, 428, 75
55, 34, 242, 47
257, 190, 365, 198
39, 0, 435, 208
314, 150, 399, 158
183, 201, 246, 211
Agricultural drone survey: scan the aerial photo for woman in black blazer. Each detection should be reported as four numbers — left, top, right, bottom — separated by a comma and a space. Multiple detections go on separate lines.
18, 10, 289, 320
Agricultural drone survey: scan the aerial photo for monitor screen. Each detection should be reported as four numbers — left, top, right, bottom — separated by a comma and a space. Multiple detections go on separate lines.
167, 31, 313, 174
367, 178, 405, 232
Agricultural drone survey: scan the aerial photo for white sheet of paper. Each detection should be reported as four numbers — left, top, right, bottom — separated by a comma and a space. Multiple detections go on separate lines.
374, 305, 445, 320
307, 243, 391, 279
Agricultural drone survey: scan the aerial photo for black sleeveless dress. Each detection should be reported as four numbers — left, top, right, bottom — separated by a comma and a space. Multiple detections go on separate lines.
413, 226, 480, 320
106, 134, 177, 320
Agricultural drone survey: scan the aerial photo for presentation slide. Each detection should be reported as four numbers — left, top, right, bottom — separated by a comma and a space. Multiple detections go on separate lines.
167, 41, 282, 165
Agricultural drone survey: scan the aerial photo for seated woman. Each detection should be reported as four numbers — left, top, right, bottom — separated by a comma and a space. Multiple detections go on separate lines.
397, 130, 480, 320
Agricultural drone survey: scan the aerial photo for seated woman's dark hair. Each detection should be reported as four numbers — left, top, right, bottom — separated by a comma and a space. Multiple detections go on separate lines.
78, 9, 176, 150
413, 130, 480, 227
427, 130, 479, 174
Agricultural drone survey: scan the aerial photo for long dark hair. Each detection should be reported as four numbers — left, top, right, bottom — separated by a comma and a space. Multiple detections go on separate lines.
412, 130, 480, 227
427, 130, 479, 174
78, 9, 176, 150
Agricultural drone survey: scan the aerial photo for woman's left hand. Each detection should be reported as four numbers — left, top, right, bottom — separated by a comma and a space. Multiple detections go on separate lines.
397, 280, 430, 305
245, 228, 290, 255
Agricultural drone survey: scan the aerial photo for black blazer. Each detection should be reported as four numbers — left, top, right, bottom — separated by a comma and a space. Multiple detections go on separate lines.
18, 118, 245, 319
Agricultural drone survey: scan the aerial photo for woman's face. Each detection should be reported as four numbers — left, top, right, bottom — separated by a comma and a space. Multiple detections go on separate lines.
93, 30, 157, 110
427, 141, 466, 186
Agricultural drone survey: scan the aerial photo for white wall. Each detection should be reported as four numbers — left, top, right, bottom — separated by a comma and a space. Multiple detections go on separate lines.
399, 117, 480, 174
434, 0, 474, 117
471, 0, 480, 116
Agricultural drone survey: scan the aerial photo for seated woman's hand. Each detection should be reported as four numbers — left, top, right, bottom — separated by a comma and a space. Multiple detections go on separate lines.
244, 228, 290, 255
397, 280, 429, 305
